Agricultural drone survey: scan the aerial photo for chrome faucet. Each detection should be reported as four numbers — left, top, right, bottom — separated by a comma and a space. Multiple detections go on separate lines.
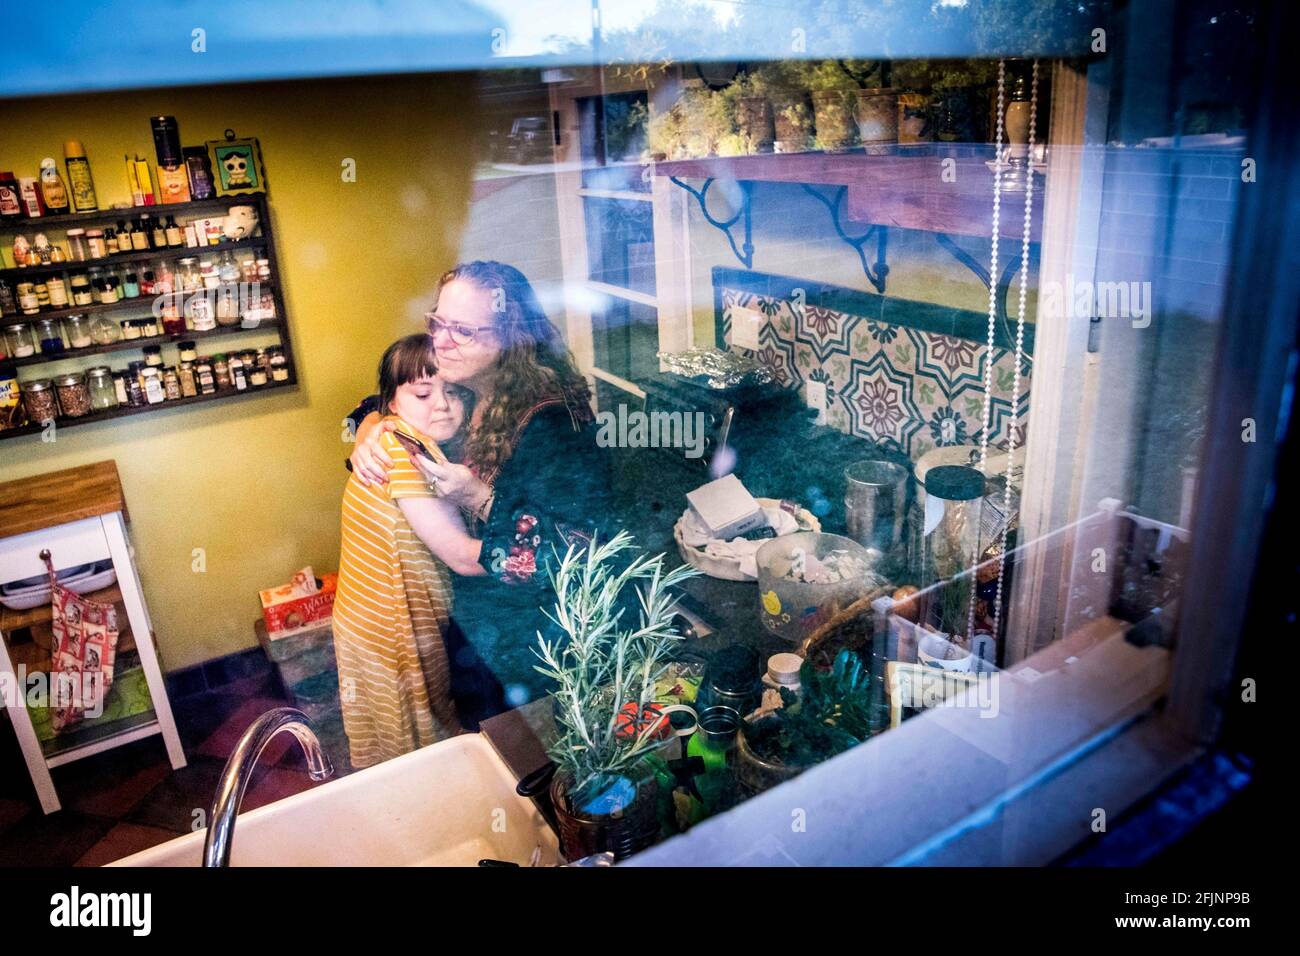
203, 707, 334, 867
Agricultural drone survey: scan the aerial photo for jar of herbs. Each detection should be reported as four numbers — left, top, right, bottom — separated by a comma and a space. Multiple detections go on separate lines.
63, 314, 93, 349
85, 229, 107, 259
212, 354, 231, 389
178, 340, 198, 363
143, 345, 163, 368
248, 353, 268, 388
52, 373, 91, 418
65, 228, 89, 262
86, 366, 117, 411
269, 349, 289, 383
22, 379, 58, 423
195, 358, 217, 395
178, 361, 198, 397
162, 366, 181, 401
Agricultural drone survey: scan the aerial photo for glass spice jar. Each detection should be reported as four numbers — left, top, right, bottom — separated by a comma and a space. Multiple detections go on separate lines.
270, 349, 289, 382
65, 228, 89, 262
178, 340, 198, 363
21, 378, 58, 423
70, 273, 93, 306
112, 371, 129, 407
36, 318, 64, 355
141, 366, 165, 405
178, 361, 198, 397
121, 319, 141, 341
212, 354, 231, 389
86, 366, 117, 411
195, 358, 217, 395
123, 368, 145, 407
53, 373, 91, 418
63, 313, 92, 349
5, 323, 36, 358
248, 354, 268, 388
162, 366, 181, 401
85, 229, 107, 259
143, 345, 163, 368
46, 275, 69, 309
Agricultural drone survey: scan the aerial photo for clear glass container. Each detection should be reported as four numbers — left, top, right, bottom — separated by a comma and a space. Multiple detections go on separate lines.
35, 317, 64, 355
63, 313, 93, 349
4, 323, 37, 358
86, 366, 117, 411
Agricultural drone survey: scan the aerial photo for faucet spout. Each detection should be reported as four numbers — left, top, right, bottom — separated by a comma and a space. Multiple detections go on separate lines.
203, 707, 334, 867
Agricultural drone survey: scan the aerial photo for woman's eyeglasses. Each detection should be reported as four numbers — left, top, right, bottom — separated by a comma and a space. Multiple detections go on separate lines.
425, 313, 495, 346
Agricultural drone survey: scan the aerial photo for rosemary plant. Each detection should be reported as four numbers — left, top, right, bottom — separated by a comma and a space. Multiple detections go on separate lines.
533, 532, 699, 809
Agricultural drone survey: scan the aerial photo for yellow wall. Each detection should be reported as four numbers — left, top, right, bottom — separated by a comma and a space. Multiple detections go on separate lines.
0, 74, 482, 670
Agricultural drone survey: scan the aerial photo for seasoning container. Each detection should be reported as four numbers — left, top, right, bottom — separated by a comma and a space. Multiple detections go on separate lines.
212, 354, 231, 389
122, 272, 140, 298
0, 279, 15, 316
36, 318, 64, 355
162, 366, 181, 401
5, 323, 36, 358
21, 379, 58, 423
130, 217, 150, 251
123, 368, 145, 407
177, 340, 197, 363
97, 274, 120, 304
64, 141, 99, 213
165, 215, 184, 247
86, 229, 107, 259
160, 296, 184, 336
65, 228, 89, 262
178, 361, 198, 397
195, 358, 217, 395
141, 367, 165, 404
70, 273, 93, 306
86, 366, 117, 411
143, 345, 163, 368
103, 227, 118, 255
248, 355, 268, 388
200, 262, 219, 290
47, 275, 70, 309
16, 283, 39, 315
63, 314, 93, 349
230, 354, 248, 391
89, 314, 120, 345
39, 159, 70, 214
139, 270, 157, 296
269, 349, 289, 382
140, 315, 159, 337
188, 291, 215, 331
33, 283, 50, 309
112, 371, 129, 406
121, 319, 141, 341
53, 373, 91, 418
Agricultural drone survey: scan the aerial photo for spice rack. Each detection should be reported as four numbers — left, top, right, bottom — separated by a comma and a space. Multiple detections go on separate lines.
1, 193, 298, 441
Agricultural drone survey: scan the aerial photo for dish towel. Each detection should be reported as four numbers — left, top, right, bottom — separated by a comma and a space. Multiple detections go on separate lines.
44, 552, 119, 733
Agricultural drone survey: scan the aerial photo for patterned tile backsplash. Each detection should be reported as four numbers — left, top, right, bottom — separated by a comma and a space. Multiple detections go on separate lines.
714, 267, 1034, 462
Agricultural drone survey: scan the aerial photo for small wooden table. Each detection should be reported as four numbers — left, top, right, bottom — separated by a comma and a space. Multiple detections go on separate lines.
0, 460, 186, 813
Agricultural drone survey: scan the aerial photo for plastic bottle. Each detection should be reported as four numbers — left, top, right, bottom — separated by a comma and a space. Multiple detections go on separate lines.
39, 159, 70, 213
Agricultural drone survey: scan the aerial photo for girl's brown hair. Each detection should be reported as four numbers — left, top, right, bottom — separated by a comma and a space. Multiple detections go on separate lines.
378, 334, 474, 461
434, 261, 591, 479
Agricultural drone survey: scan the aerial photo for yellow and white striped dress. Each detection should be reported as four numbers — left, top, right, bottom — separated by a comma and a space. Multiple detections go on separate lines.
332, 417, 462, 767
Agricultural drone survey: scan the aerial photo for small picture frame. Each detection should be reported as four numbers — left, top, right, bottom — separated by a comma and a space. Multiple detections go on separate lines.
207, 129, 266, 196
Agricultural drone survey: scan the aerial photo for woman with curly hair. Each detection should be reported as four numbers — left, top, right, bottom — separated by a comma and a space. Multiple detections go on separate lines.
347, 260, 617, 727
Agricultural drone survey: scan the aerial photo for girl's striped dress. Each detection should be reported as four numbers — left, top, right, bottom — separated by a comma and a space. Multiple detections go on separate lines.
331, 417, 461, 767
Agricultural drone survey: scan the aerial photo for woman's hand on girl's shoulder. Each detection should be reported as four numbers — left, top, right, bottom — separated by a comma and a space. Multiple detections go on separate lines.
412, 458, 486, 509
350, 415, 396, 486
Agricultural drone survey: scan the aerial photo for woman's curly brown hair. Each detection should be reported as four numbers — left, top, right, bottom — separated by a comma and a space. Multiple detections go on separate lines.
435, 261, 591, 480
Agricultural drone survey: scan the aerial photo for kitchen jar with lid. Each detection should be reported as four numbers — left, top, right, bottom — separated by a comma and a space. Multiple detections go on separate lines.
36, 317, 64, 354
21, 378, 58, 424
70, 272, 93, 306
269, 349, 289, 382
85, 229, 107, 259
162, 366, 181, 401
46, 275, 69, 309
53, 373, 91, 418
65, 228, 88, 261
194, 358, 216, 395
178, 340, 198, 363
143, 345, 163, 367
5, 323, 36, 358
86, 366, 117, 410
141, 367, 165, 404
63, 313, 92, 349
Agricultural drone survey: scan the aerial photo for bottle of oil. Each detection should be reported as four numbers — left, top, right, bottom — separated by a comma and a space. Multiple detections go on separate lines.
39, 159, 69, 214
63, 140, 98, 213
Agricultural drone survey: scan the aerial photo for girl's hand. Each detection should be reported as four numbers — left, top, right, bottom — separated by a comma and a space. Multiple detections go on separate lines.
414, 458, 489, 511
349, 416, 396, 486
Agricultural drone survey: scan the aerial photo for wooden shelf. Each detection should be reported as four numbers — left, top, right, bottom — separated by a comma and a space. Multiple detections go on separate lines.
0, 375, 297, 442
5, 318, 281, 370
0, 235, 269, 282
651, 144, 1042, 242
0, 195, 258, 233
0, 280, 276, 328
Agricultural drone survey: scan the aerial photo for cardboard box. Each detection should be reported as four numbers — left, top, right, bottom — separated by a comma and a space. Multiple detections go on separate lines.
686, 473, 765, 540
259, 571, 336, 640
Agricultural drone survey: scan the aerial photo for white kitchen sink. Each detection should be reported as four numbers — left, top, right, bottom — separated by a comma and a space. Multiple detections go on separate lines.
111, 733, 560, 867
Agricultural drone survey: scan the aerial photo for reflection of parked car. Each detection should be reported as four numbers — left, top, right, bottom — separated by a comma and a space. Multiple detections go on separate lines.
506, 115, 552, 164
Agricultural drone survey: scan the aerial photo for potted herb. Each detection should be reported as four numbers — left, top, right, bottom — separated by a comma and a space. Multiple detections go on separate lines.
721, 70, 775, 154
837, 59, 898, 151
534, 532, 699, 860
736, 649, 875, 795
802, 59, 860, 152
677, 84, 735, 158
646, 101, 685, 160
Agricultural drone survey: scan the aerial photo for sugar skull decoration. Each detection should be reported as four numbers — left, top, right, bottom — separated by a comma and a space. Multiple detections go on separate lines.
207, 129, 266, 196
221, 204, 259, 241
